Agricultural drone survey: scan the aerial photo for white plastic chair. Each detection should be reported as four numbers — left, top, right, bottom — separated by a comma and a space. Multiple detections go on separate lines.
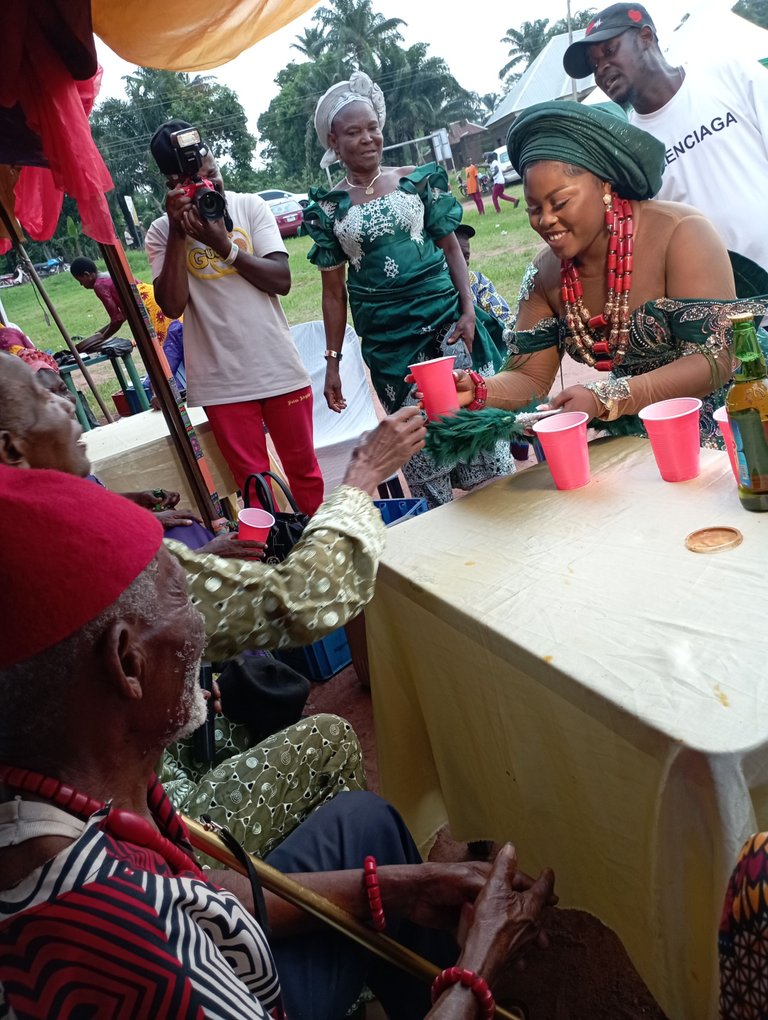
290, 321, 403, 496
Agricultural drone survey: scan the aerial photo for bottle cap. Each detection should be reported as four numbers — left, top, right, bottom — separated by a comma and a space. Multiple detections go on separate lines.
729, 312, 755, 325
684, 526, 743, 554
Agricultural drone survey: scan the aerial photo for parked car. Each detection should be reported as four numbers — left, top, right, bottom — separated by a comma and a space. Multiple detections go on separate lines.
268, 198, 304, 238
488, 145, 521, 186
257, 189, 309, 208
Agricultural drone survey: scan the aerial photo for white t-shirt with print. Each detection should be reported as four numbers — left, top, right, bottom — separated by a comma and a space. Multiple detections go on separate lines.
629, 60, 768, 272
489, 159, 505, 186
145, 191, 309, 407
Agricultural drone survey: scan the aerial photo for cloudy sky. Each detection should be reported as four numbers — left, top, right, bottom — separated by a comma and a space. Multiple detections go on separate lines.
95, 0, 734, 135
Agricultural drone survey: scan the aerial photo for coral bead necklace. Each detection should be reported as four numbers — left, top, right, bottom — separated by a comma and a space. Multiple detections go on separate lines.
0, 763, 203, 878
560, 192, 634, 371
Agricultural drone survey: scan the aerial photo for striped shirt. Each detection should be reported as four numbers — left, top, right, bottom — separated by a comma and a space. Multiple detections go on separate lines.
0, 805, 279, 1019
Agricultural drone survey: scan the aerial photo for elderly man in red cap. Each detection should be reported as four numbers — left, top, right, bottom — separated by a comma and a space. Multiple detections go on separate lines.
0, 351, 428, 858
0, 466, 554, 1020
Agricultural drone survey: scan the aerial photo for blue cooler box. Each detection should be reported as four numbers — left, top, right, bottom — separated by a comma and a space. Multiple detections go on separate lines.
373, 497, 428, 526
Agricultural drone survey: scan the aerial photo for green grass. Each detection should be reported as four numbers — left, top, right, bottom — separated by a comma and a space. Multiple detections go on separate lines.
3, 187, 540, 416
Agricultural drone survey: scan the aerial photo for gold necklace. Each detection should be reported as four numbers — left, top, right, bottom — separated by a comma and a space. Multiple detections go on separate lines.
344, 169, 382, 195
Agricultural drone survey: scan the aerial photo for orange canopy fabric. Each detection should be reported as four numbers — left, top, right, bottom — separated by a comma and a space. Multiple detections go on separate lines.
92, 0, 319, 71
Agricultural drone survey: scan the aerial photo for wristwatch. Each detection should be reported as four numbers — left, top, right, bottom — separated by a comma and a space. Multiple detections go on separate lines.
324, 350, 343, 361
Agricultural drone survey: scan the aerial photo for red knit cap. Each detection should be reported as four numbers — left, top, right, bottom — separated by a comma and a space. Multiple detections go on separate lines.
0, 467, 164, 670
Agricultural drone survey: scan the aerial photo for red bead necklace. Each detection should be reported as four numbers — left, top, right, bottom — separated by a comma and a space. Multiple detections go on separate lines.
0, 764, 204, 879
560, 192, 634, 371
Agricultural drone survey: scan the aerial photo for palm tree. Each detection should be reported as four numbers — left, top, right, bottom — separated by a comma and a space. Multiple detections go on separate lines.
291, 26, 329, 60
478, 92, 500, 116
314, 0, 405, 70
498, 19, 551, 80
378, 42, 476, 162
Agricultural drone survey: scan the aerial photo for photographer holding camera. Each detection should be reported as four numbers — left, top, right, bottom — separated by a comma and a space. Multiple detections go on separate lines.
145, 120, 324, 515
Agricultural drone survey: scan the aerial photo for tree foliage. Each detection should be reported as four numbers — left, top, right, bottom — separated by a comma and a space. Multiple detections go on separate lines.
256, 0, 480, 189
90, 68, 264, 235
498, 9, 596, 87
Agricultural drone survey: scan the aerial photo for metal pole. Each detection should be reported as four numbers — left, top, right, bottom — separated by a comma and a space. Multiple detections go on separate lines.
0, 202, 115, 422
567, 0, 579, 100
100, 240, 227, 530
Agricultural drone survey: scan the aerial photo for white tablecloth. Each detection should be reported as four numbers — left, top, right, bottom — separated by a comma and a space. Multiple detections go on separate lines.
83, 408, 289, 511
367, 436, 768, 1020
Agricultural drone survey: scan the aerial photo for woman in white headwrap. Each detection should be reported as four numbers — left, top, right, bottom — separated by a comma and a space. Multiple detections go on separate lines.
303, 72, 512, 508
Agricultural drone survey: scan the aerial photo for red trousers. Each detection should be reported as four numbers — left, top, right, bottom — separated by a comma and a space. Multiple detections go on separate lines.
205, 386, 324, 515
469, 190, 485, 214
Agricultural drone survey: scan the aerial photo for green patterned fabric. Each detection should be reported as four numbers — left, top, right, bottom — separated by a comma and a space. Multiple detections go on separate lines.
303, 163, 505, 412
160, 713, 366, 864
167, 486, 385, 663
506, 100, 665, 200
510, 294, 768, 445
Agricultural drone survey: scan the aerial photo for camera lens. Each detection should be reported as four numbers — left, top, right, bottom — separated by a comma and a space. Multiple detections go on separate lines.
196, 187, 226, 221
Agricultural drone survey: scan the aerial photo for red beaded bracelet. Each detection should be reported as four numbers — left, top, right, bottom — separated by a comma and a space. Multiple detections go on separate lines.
431, 966, 495, 1019
363, 855, 386, 931
466, 370, 488, 411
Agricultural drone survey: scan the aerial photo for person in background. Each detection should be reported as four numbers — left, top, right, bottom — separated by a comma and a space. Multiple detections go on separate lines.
304, 72, 512, 508
146, 119, 324, 516
143, 318, 186, 407
69, 256, 171, 353
563, 1, 768, 275
465, 161, 485, 215
487, 151, 520, 213
455, 224, 516, 343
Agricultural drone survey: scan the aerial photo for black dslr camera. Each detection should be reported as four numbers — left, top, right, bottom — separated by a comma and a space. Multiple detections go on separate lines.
168, 127, 227, 222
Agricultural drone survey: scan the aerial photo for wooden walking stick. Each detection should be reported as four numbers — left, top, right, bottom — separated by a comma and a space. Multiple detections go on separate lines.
184, 815, 524, 1020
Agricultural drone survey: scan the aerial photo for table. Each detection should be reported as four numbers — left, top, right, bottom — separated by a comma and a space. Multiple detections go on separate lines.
82, 407, 291, 512
367, 436, 768, 1020
61, 351, 150, 429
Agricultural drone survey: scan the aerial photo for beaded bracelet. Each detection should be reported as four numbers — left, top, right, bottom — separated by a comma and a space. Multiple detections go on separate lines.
466, 370, 488, 411
431, 966, 495, 1019
363, 855, 386, 931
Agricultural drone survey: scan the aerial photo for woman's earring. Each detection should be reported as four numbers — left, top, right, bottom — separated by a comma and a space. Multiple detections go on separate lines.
602, 193, 612, 207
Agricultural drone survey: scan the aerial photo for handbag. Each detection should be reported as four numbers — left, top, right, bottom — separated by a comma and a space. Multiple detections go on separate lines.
243, 471, 309, 564
215, 652, 311, 746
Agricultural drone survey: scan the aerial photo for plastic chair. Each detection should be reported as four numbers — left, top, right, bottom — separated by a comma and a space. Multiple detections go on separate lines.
290, 321, 403, 496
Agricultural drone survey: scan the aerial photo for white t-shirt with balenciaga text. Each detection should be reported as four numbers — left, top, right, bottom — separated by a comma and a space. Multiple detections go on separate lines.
629, 60, 768, 272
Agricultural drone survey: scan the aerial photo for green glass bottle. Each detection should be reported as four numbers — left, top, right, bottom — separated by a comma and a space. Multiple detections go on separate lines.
726, 313, 768, 511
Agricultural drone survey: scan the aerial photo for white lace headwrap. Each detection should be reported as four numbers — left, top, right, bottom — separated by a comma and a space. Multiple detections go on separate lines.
314, 71, 386, 169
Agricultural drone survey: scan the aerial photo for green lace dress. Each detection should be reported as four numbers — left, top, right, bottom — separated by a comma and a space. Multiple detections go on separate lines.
514, 263, 768, 446
303, 163, 512, 507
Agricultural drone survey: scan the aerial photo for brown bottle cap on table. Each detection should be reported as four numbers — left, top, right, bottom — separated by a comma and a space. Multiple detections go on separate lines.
684, 526, 743, 554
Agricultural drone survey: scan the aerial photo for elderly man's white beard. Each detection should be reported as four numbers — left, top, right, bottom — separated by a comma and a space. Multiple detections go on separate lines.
166, 647, 208, 743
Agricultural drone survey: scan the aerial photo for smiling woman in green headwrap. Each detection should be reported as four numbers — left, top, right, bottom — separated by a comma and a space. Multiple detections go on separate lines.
446, 101, 767, 447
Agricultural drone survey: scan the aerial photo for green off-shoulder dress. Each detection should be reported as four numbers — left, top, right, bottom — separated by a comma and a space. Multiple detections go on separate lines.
513, 262, 768, 447
303, 163, 512, 507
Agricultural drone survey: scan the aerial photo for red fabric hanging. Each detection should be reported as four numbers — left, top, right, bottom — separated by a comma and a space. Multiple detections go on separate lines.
0, 3, 115, 253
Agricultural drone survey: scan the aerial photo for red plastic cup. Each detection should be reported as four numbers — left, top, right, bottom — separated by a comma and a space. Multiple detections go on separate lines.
532, 411, 591, 490
638, 397, 702, 482
713, 406, 740, 483
408, 355, 458, 421
237, 507, 274, 542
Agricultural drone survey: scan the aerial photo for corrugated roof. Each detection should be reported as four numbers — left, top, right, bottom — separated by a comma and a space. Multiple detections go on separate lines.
486, 30, 594, 128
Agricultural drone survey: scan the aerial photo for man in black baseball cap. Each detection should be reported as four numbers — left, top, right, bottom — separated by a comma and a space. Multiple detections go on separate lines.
562, 1, 768, 284
563, 3, 656, 81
